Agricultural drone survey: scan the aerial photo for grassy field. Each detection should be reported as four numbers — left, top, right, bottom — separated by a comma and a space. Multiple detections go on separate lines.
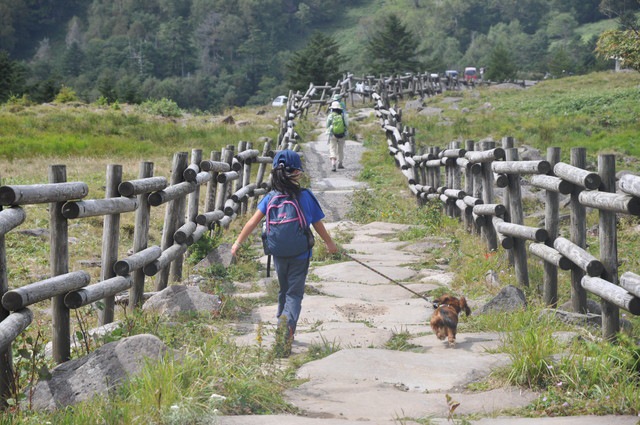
2, 71, 640, 422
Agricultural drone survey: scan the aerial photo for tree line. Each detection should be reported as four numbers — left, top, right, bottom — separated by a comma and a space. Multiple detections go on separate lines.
0, 0, 638, 111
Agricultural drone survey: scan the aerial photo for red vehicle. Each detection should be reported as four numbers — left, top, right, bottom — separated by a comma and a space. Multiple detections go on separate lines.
464, 67, 478, 82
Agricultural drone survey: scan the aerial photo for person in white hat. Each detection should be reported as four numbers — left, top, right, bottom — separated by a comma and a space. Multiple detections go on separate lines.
326, 100, 348, 172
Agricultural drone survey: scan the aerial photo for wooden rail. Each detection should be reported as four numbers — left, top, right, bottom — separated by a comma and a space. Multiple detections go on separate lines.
0, 138, 289, 406
373, 92, 640, 341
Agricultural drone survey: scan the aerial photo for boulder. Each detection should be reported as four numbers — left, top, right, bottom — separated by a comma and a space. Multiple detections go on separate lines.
195, 243, 233, 271
142, 285, 222, 317
31, 334, 173, 411
480, 285, 527, 314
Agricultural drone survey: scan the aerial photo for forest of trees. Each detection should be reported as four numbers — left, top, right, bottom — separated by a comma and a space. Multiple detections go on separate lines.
0, 0, 638, 112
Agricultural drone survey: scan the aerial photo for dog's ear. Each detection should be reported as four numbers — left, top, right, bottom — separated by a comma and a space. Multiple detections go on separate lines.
460, 297, 471, 316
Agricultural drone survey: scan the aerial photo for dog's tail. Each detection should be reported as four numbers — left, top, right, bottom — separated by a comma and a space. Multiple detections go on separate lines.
460, 296, 472, 316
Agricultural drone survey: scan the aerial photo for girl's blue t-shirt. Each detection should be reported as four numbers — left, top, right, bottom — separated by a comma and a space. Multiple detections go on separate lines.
258, 189, 325, 259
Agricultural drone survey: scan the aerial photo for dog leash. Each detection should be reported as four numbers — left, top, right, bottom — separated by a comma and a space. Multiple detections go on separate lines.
341, 251, 433, 305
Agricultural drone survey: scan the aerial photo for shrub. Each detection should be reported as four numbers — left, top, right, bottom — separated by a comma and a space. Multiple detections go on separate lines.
54, 86, 79, 103
140, 98, 182, 117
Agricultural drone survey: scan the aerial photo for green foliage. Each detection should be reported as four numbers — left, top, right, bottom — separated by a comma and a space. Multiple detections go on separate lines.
186, 234, 219, 265
0, 51, 25, 103
53, 86, 79, 103
366, 14, 421, 75
385, 328, 421, 351
140, 98, 182, 117
596, 29, 640, 71
486, 43, 518, 81
288, 32, 345, 91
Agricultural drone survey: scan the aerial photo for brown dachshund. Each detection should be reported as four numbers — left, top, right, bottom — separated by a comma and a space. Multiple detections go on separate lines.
430, 295, 471, 347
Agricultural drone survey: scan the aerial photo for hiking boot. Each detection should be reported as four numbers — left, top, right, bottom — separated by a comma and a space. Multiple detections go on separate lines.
331, 165, 337, 172
338, 163, 344, 169
273, 314, 294, 358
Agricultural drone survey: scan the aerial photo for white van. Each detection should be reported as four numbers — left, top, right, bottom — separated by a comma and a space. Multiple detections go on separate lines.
271, 95, 287, 106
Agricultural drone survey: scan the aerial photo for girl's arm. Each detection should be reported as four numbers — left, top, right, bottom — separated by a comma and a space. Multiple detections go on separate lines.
312, 220, 338, 254
231, 209, 265, 256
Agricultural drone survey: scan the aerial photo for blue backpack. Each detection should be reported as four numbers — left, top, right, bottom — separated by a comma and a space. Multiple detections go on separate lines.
262, 190, 315, 257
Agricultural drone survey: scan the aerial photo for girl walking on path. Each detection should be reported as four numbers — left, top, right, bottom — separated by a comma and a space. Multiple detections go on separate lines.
231, 149, 338, 356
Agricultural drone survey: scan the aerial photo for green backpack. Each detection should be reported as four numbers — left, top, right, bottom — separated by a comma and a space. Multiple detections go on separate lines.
331, 112, 346, 137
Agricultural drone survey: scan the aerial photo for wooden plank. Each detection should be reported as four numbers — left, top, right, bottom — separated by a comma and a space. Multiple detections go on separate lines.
473, 203, 506, 216
530, 174, 573, 194
2, 271, 91, 311
491, 160, 551, 175
114, 245, 162, 276
0, 207, 26, 236
621, 271, 640, 297
148, 181, 197, 207
553, 236, 603, 277
0, 309, 33, 353
578, 190, 640, 215
581, 276, 640, 315
0, 182, 88, 206
554, 162, 601, 190
494, 220, 548, 242
619, 174, 640, 198
529, 243, 572, 270
65, 276, 133, 309
118, 176, 167, 197
62, 197, 138, 219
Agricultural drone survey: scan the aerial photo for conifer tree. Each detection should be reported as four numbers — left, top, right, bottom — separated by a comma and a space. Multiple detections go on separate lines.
287, 32, 344, 91
366, 15, 421, 75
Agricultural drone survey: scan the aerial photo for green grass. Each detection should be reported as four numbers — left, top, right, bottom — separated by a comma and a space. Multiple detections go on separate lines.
404, 71, 640, 165
3, 70, 640, 420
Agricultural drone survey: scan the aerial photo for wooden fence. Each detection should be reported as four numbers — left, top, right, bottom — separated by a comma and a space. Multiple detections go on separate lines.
0, 72, 549, 407
0, 130, 310, 405
372, 92, 640, 341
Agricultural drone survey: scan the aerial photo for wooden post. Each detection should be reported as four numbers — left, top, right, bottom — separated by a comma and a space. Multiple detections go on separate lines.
205, 151, 221, 213
130, 162, 154, 310
480, 141, 498, 251
0, 174, 15, 405
241, 142, 253, 215
169, 150, 192, 284
505, 148, 529, 287
49, 165, 70, 364
599, 154, 619, 339
98, 164, 122, 325
156, 152, 188, 291
570, 148, 588, 313
544, 147, 561, 307
214, 148, 234, 214
501, 137, 515, 266
464, 140, 475, 232
186, 149, 202, 223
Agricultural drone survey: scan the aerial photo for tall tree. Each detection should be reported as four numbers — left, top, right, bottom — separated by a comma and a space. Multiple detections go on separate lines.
366, 14, 421, 75
287, 32, 344, 91
0, 51, 25, 102
485, 43, 517, 81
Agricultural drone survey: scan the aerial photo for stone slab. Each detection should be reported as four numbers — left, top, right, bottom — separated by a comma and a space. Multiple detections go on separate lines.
312, 262, 417, 284
315, 281, 438, 302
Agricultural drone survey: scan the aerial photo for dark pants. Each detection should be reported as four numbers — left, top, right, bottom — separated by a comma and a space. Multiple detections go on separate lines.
273, 256, 310, 333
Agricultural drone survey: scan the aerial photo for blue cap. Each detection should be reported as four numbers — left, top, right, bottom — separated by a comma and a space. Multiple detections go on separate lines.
273, 149, 303, 172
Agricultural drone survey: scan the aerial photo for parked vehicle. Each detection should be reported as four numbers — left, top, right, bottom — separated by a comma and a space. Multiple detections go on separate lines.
444, 70, 458, 79
271, 95, 287, 106
464, 67, 478, 82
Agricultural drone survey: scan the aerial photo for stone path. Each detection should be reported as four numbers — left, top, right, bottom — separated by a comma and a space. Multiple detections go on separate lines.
216, 111, 639, 425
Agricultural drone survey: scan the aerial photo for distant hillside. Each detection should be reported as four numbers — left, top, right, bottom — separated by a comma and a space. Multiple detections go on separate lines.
0, 0, 636, 111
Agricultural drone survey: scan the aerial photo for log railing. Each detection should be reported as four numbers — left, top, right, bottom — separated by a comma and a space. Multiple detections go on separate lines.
0, 136, 289, 406
373, 92, 640, 341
